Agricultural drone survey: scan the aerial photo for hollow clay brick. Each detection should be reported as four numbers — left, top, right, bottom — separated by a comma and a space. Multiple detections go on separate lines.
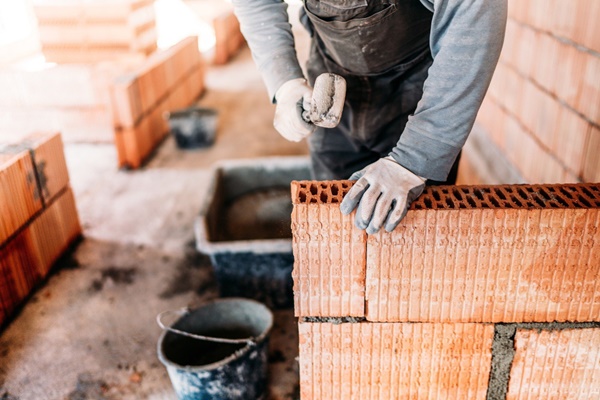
507, 329, 600, 399
367, 183, 600, 323
293, 181, 600, 322
291, 181, 366, 317
28, 186, 81, 276
0, 152, 43, 245
583, 126, 600, 182
0, 228, 42, 326
0, 186, 81, 326
25, 133, 71, 206
298, 322, 494, 400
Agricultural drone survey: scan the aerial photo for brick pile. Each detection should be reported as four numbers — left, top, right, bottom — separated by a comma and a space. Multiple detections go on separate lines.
111, 36, 206, 169
292, 180, 600, 399
476, 0, 600, 184
32, 0, 157, 63
0, 132, 81, 328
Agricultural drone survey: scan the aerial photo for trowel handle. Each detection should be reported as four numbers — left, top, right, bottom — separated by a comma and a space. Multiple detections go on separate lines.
156, 309, 256, 345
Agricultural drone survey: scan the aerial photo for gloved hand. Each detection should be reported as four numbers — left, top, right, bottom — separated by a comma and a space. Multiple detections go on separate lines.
273, 78, 316, 142
340, 157, 426, 234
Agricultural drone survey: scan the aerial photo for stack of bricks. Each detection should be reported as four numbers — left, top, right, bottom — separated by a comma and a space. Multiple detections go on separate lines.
111, 36, 206, 169
32, 0, 157, 64
0, 132, 81, 328
476, 0, 600, 184
292, 180, 600, 399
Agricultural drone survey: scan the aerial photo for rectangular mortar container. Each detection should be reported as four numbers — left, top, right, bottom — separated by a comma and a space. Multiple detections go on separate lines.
195, 156, 312, 309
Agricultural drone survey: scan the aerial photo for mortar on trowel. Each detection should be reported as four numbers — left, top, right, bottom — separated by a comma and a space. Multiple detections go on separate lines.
303, 73, 347, 129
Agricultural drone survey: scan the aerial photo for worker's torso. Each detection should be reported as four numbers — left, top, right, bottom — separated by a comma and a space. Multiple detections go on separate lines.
302, 0, 433, 75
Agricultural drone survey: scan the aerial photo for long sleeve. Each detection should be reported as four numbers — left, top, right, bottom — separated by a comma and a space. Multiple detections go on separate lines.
389, 0, 507, 181
231, 0, 305, 101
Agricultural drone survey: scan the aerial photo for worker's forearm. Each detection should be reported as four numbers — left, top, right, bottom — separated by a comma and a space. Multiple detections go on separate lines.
390, 0, 507, 182
231, 0, 305, 102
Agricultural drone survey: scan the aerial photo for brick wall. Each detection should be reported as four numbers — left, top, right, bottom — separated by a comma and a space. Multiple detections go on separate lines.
292, 181, 600, 399
474, 0, 600, 184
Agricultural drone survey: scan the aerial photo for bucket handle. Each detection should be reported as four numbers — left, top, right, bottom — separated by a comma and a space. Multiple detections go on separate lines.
156, 309, 257, 346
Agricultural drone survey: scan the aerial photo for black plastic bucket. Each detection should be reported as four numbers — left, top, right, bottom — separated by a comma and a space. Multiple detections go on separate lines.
165, 107, 218, 149
157, 298, 273, 400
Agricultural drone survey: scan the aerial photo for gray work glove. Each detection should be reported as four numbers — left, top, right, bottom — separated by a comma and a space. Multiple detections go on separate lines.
340, 157, 426, 234
273, 78, 316, 142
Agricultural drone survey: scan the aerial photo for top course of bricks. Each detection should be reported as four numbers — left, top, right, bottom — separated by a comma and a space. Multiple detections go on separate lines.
291, 181, 600, 210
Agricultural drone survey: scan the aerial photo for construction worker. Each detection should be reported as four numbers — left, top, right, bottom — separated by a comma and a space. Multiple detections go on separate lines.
231, 0, 507, 234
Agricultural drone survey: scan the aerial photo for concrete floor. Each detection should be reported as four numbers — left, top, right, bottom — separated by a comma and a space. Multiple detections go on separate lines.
0, 36, 309, 399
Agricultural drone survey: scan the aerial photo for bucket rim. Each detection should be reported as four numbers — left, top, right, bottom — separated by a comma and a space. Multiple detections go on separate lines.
157, 298, 273, 372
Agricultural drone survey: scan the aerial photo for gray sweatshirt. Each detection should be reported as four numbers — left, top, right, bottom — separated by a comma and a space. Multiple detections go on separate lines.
231, 0, 507, 181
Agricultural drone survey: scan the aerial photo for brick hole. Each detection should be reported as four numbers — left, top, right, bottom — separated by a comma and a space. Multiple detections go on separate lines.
330, 184, 339, 196
424, 197, 433, 208
510, 196, 523, 207
532, 194, 546, 208
309, 198, 317, 204
320, 191, 330, 203
445, 197, 456, 208
413, 202, 424, 210
580, 186, 596, 199
300, 183, 308, 190
489, 196, 501, 207
577, 195, 592, 207
452, 188, 464, 201
341, 182, 349, 189
538, 188, 553, 201
441, 188, 450, 194
310, 183, 318, 195
494, 188, 507, 201
467, 196, 477, 207
559, 186, 575, 199
474, 189, 485, 201
432, 190, 441, 201
516, 187, 529, 201
299, 192, 307, 203
552, 195, 569, 207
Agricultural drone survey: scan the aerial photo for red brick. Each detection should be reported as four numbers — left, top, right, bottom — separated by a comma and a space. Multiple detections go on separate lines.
0, 228, 43, 325
555, 44, 587, 112
0, 152, 43, 244
530, 33, 560, 96
583, 126, 600, 182
583, 0, 600, 53
28, 186, 81, 276
507, 329, 600, 399
366, 184, 600, 323
291, 181, 366, 317
552, 108, 592, 176
25, 132, 71, 205
577, 54, 600, 125
110, 75, 143, 129
0, 186, 80, 325
298, 322, 494, 399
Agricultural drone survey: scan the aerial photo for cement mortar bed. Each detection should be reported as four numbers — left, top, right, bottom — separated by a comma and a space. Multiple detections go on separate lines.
195, 156, 311, 309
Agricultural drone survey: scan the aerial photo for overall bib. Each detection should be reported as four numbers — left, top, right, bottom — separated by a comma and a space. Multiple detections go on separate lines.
301, 0, 460, 185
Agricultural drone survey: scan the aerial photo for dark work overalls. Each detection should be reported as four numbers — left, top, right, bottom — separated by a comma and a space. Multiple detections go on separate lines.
300, 0, 460, 185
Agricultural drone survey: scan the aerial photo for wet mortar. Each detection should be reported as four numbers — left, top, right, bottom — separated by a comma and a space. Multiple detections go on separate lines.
220, 186, 293, 241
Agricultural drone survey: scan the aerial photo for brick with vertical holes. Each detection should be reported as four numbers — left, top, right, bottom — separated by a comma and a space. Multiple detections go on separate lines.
507, 329, 600, 399
366, 183, 600, 323
298, 322, 494, 400
0, 152, 43, 244
291, 181, 367, 317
